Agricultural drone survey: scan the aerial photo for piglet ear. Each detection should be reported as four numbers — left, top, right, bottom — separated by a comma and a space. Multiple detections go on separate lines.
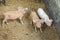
33, 20, 36, 23
50, 19, 53, 23
17, 6, 23, 11
48, 19, 53, 26
24, 8, 28, 11
41, 19, 45, 23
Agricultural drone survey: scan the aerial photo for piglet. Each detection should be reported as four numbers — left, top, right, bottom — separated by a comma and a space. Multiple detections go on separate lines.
29, 10, 44, 32
37, 8, 53, 26
2, 7, 28, 27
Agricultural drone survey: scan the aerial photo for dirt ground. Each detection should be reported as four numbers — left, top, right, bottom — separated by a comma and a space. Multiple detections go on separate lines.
0, 0, 59, 40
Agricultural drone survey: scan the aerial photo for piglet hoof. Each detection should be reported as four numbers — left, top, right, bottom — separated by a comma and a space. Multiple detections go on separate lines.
2, 25, 5, 28
47, 25, 51, 28
21, 22, 24, 25
35, 30, 37, 33
2, 24, 4, 28
6, 23, 8, 25
40, 28, 43, 33
35, 28, 37, 33
35, 31, 37, 33
40, 30, 43, 33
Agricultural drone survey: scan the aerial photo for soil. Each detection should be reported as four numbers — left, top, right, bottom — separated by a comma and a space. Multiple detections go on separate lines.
0, 0, 59, 40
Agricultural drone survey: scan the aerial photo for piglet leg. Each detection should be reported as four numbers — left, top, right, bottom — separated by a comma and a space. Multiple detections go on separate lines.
35, 26, 37, 32
40, 27, 42, 33
2, 18, 8, 27
19, 17, 24, 24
